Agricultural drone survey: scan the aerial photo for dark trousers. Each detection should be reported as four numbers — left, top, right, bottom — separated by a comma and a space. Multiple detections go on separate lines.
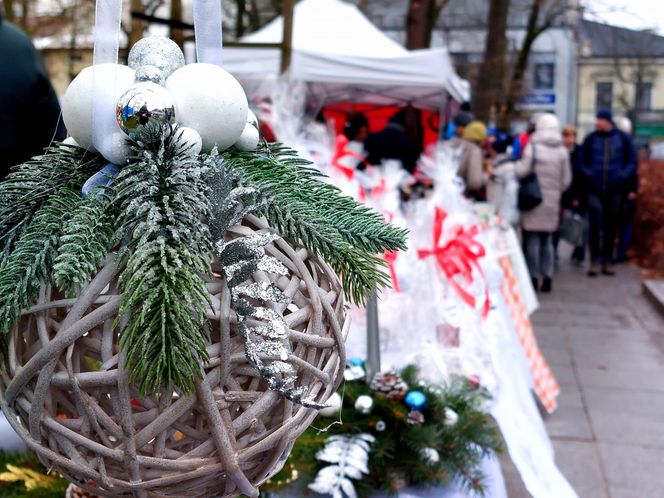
523, 230, 555, 279
587, 192, 622, 265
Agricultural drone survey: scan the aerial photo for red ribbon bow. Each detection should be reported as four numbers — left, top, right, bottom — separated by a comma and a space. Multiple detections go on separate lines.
417, 207, 490, 317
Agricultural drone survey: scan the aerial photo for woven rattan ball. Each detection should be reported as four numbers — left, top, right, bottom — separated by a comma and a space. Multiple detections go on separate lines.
0, 215, 348, 498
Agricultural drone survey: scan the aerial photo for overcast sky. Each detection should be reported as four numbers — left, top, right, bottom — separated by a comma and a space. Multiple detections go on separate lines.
585, 0, 664, 34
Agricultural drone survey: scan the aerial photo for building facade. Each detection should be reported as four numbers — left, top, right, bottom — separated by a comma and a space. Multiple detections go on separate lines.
576, 20, 664, 142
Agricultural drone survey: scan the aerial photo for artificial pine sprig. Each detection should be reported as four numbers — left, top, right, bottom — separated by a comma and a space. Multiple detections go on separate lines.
219, 145, 407, 304
0, 144, 104, 265
112, 129, 214, 395
0, 189, 82, 336
54, 191, 117, 296
262, 366, 502, 497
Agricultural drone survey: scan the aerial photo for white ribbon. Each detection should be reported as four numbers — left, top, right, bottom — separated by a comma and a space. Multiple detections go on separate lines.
92, 0, 123, 157
193, 0, 223, 65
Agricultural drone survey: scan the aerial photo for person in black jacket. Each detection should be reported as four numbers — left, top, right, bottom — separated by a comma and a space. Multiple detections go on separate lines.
579, 110, 637, 276
0, 11, 65, 179
365, 109, 420, 174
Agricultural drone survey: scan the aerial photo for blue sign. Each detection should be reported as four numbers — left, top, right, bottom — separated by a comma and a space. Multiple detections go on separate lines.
521, 93, 556, 105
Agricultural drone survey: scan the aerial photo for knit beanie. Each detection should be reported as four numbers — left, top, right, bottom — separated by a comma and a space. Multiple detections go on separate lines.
462, 121, 488, 144
453, 111, 474, 127
596, 109, 613, 123
536, 113, 560, 131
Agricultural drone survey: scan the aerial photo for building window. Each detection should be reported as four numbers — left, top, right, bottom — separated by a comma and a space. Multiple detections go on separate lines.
635, 82, 652, 112
533, 63, 555, 90
595, 82, 613, 112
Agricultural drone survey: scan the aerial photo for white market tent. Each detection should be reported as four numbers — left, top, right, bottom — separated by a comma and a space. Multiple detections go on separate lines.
223, 0, 470, 108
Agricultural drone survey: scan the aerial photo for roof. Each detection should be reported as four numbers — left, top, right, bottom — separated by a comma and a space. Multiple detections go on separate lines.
580, 20, 664, 58
223, 0, 470, 104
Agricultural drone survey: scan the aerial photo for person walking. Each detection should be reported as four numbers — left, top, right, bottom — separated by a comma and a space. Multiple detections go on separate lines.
0, 11, 65, 179
579, 110, 637, 276
365, 110, 420, 174
458, 120, 489, 201
516, 114, 571, 293
560, 125, 586, 264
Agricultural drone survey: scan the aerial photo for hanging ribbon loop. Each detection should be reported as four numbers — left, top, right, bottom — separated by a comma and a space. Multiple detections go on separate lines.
193, 0, 224, 65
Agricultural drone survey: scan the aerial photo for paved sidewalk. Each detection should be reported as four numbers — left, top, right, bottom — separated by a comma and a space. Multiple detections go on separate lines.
503, 247, 664, 498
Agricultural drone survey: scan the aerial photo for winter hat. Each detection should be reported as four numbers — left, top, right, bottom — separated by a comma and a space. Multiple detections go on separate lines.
462, 121, 488, 144
453, 111, 474, 128
536, 113, 560, 131
596, 109, 613, 123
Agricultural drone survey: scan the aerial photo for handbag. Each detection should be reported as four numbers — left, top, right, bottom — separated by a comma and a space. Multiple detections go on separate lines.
517, 144, 543, 211
559, 210, 586, 246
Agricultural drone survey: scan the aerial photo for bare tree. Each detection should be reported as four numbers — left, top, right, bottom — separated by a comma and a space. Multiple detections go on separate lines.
474, 0, 510, 122
405, 0, 449, 49
3, 0, 14, 21
496, 0, 570, 129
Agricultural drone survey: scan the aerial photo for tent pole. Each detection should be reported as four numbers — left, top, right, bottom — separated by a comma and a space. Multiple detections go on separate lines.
365, 290, 381, 381
280, 0, 295, 73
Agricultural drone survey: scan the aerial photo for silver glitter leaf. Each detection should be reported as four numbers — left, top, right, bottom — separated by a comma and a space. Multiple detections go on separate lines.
309, 434, 375, 498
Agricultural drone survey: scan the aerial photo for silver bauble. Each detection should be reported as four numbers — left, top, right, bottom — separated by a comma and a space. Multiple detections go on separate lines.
318, 392, 342, 417
128, 36, 185, 78
420, 447, 440, 465
443, 407, 459, 427
135, 65, 165, 85
116, 82, 176, 138
354, 395, 374, 415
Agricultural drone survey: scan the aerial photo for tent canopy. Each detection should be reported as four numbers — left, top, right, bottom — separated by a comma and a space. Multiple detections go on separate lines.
223, 0, 470, 107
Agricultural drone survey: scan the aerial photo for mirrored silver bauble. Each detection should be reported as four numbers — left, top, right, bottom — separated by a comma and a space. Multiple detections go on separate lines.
128, 36, 185, 79
354, 395, 374, 414
116, 82, 176, 138
135, 65, 165, 85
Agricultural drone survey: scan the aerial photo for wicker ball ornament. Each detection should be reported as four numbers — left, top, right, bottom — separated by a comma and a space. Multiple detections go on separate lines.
0, 215, 348, 498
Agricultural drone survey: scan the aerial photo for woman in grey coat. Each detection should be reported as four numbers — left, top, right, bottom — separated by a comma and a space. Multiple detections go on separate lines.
516, 114, 572, 292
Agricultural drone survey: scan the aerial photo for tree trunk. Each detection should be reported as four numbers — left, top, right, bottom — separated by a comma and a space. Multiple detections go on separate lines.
235, 0, 246, 38
497, 0, 544, 130
405, 0, 436, 49
474, 0, 510, 123
248, 0, 260, 32
19, 0, 28, 31
128, 0, 145, 49
3, 0, 14, 22
170, 0, 184, 49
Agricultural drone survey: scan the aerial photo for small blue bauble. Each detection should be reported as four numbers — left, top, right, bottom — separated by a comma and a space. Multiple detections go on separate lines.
348, 358, 365, 367
404, 390, 427, 411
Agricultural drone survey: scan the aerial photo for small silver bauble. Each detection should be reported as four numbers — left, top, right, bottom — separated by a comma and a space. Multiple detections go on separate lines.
354, 395, 374, 415
135, 65, 165, 85
375, 420, 387, 432
444, 407, 459, 427
420, 447, 440, 465
116, 82, 176, 138
318, 392, 343, 417
344, 365, 365, 381
128, 36, 185, 79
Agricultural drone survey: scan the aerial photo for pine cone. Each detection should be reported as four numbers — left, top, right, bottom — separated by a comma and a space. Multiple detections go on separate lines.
407, 410, 425, 425
67, 484, 102, 498
370, 371, 409, 400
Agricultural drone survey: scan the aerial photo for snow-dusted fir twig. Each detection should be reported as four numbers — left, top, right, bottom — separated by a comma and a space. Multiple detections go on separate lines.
308, 433, 375, 498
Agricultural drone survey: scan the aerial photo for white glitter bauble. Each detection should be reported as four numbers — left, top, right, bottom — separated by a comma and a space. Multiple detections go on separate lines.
354, 395, 374, 414
100, 132, 132, 165
61, 64, 135, 150
135, 65, 165, 85
318, 392, 342, 417
165, 63, 248, 152
419, 447, 440, 465
174, 127, 203, 157
234, 123, 260, 151
444, 407, 459, 427
128, 36, 184, 78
